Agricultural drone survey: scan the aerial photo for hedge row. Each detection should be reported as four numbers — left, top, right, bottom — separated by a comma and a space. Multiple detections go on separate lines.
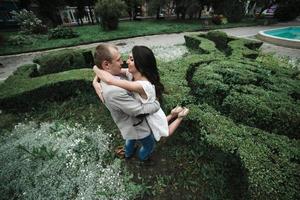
0, 31, 299, 199
184, 31, 262, 59
187, 103, 300, 200
185, 32, 299, 139
0, 64, 93, 111
160, 52, 300, 199
33, 49, 94, 76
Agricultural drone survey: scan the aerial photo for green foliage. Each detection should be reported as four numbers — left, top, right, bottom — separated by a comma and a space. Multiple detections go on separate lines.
228, 39, 262, 59
17, 144, 58, 161
206, 31, 229, 50
1, 19, 259, 55
216, 0, 246, 22
0, 63, 93, 111
275, 0, 300, 22
10, 9, 47, 34
0, 121, 142, 200
48, 26, 79, 39
33, 49, 91, 76
185, 33, 300, 139
7, 35, 33, 46
187, 104, 300, 200
94, 0, 126, 30
159, 50, 300, 199
184, 34, 223, 55
1, 31, 299, 200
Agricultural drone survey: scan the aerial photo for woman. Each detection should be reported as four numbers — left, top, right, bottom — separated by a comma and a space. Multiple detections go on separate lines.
93, 45, 189, 158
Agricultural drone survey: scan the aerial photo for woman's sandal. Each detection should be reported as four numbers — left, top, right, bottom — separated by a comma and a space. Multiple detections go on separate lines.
178, 107, 190, 118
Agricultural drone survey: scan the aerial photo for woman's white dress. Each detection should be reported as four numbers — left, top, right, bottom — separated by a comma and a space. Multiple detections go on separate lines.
125, 70, 168, 141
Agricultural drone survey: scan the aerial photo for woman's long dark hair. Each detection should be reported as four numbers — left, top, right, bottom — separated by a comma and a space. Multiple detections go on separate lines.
132, 46, 165, 102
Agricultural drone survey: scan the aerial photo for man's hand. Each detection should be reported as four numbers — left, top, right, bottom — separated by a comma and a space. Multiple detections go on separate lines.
92, 75, 105, 103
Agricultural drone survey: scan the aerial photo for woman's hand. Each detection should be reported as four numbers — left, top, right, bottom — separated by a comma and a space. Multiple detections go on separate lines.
93, 65, 114, 84
92, 75, 105, 103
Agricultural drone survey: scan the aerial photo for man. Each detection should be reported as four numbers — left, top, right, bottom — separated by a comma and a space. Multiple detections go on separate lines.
92, 44, 159, 162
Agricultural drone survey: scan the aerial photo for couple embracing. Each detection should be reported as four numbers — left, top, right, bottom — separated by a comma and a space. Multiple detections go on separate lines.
92, 44, 189, 163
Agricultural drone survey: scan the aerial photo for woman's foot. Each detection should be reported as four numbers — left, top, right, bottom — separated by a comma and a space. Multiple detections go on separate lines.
178, 107, 189, 118
171, 106, 183, 117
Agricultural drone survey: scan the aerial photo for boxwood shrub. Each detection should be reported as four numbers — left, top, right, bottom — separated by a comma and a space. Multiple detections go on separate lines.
0, 31, 299, 200
0, 64, 93, 111
185, 32, 299, 139
33, 49, 93, 76
206, 31, 230, 52
48, 26, 79, 39
160, 51, 300, 199
187, 104, 300, 200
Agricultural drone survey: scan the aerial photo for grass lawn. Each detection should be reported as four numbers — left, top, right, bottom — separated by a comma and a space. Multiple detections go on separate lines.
0, 18, 258, 55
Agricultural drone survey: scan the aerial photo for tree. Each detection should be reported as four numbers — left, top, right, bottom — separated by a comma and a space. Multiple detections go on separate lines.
124, 0, 142, 20
94, 0, 126, 30
174, 0, 189, 19
75, 0, 86, 25
186, 0, 201, 20
34, 0, 64, 26
148, 0, 169, 19
211, 0, 246, 22
274, 0, 300, 21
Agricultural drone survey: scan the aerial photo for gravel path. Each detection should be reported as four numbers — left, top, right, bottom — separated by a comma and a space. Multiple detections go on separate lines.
1, 21, 299, 81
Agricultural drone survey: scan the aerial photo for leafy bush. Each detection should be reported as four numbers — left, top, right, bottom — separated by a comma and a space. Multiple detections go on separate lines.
274, 0, 300, 21
1, 31, 299, 200
33, 50, 89, 75
229, 39, 262, 59
215, 0, 246, 22
0, 121, 143, 199
11, 9, 47, 34
94, 0, 126, 30
211, 15, 222, 25
206, 31, 230, 52
187, 104, 300, 200
160, 51, 300, 199
0, 63, 93, 111
185, 32, 299, 139
7, 35, 33, 46
190, 59, 300, 138
48, 26, 79, 39
184, 34, 223, 55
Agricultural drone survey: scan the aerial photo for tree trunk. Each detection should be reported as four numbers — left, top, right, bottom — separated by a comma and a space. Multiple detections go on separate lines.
88, 6, 94, 24
156, 8, 160, 19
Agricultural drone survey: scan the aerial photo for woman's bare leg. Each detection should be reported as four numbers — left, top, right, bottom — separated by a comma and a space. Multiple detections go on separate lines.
168, 118, 183, 136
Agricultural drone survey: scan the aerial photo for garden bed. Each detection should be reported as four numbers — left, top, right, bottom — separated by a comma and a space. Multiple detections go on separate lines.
0, 31, 299, 199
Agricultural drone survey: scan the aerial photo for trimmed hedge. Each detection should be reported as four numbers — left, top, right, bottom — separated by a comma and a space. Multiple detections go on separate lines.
160, 52, 300, 199
0, 64, 93, 111
184, 34, 224, 56
48, 26, 79, 39
33, 49, 94, 76
185, 32, 299, 139
159, 52, 300, 199
187, 104, 300, 200
0, 31, 299, 200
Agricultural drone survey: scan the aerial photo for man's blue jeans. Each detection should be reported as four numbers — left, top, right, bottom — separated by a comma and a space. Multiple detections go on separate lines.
125, 134, 155, 161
